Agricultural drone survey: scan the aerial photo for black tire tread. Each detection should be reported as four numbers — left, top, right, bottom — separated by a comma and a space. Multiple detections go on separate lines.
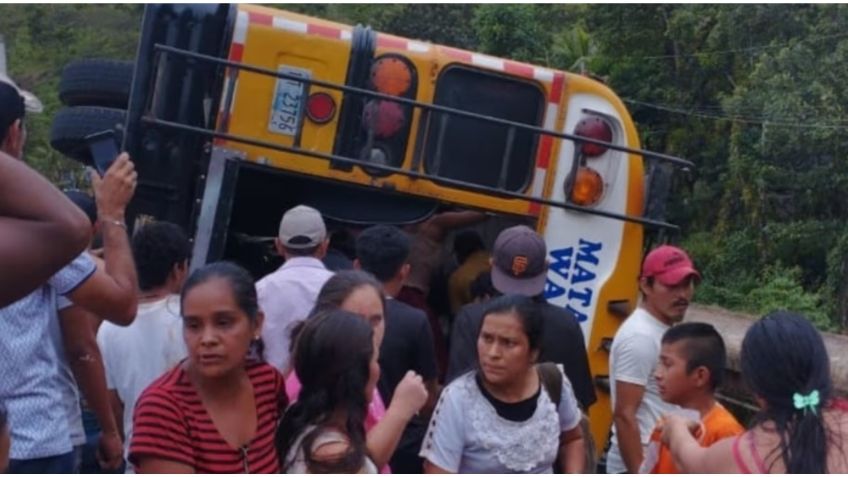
58, 58, 134, 108
50, 106, 126, 165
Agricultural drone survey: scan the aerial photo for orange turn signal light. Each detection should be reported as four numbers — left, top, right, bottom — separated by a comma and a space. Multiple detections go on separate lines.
371, 57, 412, 96
568, 166, 604, 206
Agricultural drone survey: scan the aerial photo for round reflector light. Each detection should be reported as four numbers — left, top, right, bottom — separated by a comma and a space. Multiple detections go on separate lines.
363, 100, 405, 138
305, 92, 336, 124
568, 166, 604, 206
574, 116, 613, 157
371, 57, 412, 96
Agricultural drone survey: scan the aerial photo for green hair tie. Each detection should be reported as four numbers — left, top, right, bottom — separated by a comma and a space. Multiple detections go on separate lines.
792, 390, 820, 416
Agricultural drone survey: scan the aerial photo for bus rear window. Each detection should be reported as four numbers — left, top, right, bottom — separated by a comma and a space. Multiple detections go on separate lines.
421, 66, 544, 192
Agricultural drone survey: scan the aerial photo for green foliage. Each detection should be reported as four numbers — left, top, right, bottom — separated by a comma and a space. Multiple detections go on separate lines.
285, 4, 479, 49
472, 5, 547, 63
0, 4, 140, 185
685, 231, 832, 331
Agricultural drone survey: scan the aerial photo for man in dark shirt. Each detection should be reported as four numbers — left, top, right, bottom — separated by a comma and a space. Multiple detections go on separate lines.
446, 225, 597, 411
355, 225, 439, 473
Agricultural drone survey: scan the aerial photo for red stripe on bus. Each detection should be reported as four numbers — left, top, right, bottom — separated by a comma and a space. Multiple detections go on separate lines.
536, 136, 553, 170
228, 43, 244, 62
307, 23, 342, 40
377, 35, 407, 50
248, 12, 273, 26
504, 61, 534, 80
443, 47, 473, 63
529, 202, 542, 215
550, 73, 565, 104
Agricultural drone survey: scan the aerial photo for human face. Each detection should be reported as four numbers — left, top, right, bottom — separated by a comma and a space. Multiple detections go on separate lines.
182, 278, 262, 379
641, 276, 696, 325
655, 340, 698, 405
340, 285, 385, 348
477, 311, 537, 388
2, 119, 25, 161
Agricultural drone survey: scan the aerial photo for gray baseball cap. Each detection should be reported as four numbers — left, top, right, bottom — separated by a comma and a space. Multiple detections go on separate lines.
278, 205, 326, 249
491, 225, 548, 296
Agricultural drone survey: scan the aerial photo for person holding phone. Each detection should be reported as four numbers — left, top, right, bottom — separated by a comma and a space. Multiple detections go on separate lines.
0, 76, 142, 472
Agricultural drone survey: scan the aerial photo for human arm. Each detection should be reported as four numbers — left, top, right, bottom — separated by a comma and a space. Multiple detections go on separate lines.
422, 211, 487, 242
366, 371, 428, 469
556, 367, 586, 473
59, 303, 123, 470
109, 390, 125, 439
559, 426, 585, 473
610, 333, 660, 473
613, 381, 647, 473
419, 383, 465, 474
660, 415, 736, 473
0, 151, 90, 306
67, 154, 138, 325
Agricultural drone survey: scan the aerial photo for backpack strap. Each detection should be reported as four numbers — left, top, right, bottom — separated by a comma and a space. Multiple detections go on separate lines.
538, 362, 562, 408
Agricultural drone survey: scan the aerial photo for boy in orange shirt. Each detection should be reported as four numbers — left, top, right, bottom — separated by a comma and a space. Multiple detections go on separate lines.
640, 322, 744, 474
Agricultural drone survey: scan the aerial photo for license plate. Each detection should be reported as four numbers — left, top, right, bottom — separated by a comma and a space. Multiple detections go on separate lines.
268, 66, 311, 136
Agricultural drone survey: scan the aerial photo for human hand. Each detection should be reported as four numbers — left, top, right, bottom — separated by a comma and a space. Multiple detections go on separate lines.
92, 153, 137, 221
96, 429, 125, 471
389, 371, 428, 421
658, 414, 702, 446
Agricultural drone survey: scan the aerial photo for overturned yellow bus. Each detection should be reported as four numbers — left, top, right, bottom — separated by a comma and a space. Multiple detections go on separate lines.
49, 4, 692, 458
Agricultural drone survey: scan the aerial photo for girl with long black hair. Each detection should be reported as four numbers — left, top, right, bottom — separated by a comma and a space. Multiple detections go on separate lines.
277, 310, 379, 473
662, 311, 848, 473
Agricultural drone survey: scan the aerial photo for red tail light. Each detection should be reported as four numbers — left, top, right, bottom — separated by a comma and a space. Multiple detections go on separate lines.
363, 100, 405, 138
305, 92, 336, 124
574, 116, 612, 157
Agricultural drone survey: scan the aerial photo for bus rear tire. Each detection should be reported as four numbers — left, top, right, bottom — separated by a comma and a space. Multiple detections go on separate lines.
50, 106, 126, 165
58, 59, 134, 109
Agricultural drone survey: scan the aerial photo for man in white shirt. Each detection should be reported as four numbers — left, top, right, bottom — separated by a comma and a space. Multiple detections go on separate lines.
606, 245, 701, 473
96, 222, 191, 470
256, 205, 334, 373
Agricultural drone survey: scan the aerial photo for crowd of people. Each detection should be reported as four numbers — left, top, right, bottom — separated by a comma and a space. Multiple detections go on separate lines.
3, 71, 848, 475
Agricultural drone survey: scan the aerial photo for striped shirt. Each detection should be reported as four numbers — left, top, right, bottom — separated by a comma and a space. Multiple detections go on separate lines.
129, 361, 286, 473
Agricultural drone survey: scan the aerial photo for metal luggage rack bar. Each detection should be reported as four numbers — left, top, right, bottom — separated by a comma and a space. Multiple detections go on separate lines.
145, 43, 693, 230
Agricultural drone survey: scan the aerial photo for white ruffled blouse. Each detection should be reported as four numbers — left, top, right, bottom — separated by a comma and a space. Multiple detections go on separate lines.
419, 367, 581, 473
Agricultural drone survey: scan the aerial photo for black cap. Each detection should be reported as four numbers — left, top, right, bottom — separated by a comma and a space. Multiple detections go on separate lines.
0, 80, 25, 136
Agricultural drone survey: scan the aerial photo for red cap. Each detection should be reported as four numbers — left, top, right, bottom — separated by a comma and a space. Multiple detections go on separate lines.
641, 245, 700, 286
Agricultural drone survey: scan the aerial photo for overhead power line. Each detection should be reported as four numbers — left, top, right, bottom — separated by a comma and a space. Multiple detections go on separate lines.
623, 98, 848, 130
636, 31, 848, 60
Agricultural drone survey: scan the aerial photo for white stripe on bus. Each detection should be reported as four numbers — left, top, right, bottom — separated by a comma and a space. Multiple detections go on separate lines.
234, 10, 249, 44
272, 16, 307, 33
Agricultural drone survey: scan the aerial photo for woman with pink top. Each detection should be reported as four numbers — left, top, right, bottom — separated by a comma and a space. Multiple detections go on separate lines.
286, 270, 427, 472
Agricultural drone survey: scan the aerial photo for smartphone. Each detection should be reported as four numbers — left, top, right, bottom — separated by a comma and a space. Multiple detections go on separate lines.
85, 130, 120, 177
